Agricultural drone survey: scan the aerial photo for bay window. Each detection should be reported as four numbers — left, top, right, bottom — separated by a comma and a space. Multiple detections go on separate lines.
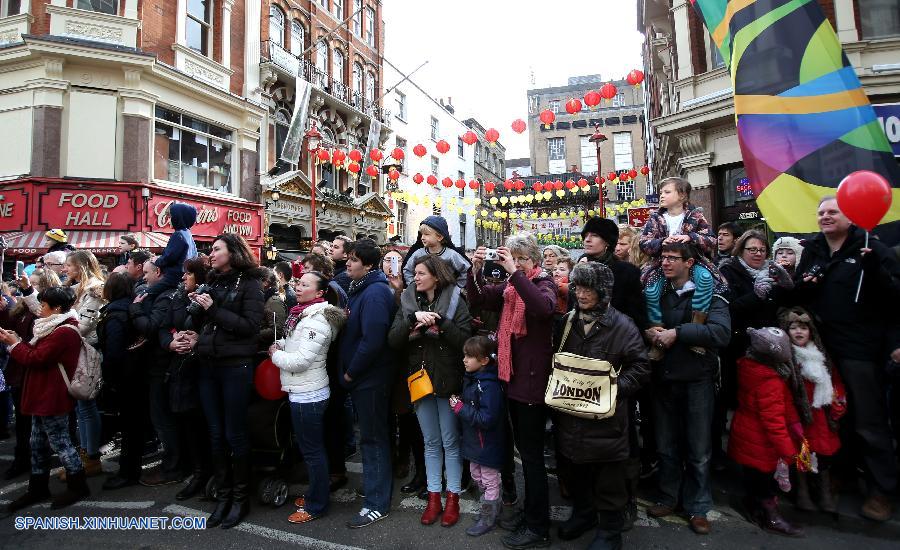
154, 105, 233, 194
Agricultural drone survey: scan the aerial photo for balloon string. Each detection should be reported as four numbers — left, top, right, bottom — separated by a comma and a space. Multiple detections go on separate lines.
854, 231, 868, 303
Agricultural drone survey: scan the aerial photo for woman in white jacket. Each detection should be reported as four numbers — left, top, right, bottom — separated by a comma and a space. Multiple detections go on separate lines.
270, 271, 346, 524
62, 251, 106, 477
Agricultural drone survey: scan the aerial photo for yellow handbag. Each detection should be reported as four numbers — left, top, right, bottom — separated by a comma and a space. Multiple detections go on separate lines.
407, 366, 434, 402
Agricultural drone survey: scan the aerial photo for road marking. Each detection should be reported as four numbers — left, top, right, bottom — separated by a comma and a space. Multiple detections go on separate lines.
0, 455, 159, 497
162, 504, 367, 550
0, 455, 14, 461
0, 500, 155, 509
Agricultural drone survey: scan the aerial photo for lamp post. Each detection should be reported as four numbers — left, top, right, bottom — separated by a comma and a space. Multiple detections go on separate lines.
589, 124, 608, 217
305, 122, 322, 241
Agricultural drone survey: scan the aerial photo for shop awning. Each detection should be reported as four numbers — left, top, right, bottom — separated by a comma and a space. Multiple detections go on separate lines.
0, 231, 170, 255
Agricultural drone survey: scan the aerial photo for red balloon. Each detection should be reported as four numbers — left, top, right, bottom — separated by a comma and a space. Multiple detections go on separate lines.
436, 140, 450, 154
511, 119, 527, 134
365, 165, 379, 177
316, 149, 330, 162
485, 128, 500, 144
533, 182, 543, 192
600, 83, 618, 100
640, 165, 650, 176
455, 178, 466, 189
348, 149, 363, 162
369, 149, 383, 162
427, 174, 438, 186
484, 181, 496, 193
577, 178, 589, 188
565, 98, 582, 115
468, 179, 479, 190
391, 147, 405, 160
442, 177, 453, 188
584, 90, 601, 108
836, 170, 893, 231
539, 109, 555, 126
413, 144, 427, 157
254, 358, 286, 400
462, 131, 478, 146
347, 162, 360, 174
388, 169, 400, 181
627, 69, 645, 87
413, 173, 424, 184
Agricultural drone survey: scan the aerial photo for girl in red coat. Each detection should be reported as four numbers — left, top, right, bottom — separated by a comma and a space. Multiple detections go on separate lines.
779, 307, 846, 513
728, 327, 807, 537
0, 286, 88, 514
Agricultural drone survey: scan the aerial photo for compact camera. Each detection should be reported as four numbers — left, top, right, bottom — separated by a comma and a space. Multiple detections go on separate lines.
482, 249, 508, 280
484, 249, 499, 261
186, 284, 211, 315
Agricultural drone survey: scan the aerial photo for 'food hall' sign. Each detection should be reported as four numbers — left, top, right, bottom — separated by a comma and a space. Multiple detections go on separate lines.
39, 189, 137, 230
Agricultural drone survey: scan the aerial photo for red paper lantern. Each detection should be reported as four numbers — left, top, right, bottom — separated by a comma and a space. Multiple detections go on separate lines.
599, 83, 618, 101
511, 119, 527, 134
485, 128, 500, 145
640, 165, 650, 176
553, 180, 563, 191
577, 178, 588, 188
532, 182, 543, 192
626, 69, 645, 87
348, 149, 363, 162
254, 359, 286, 400
468, 179, 479, 190
332, 149, 346, 164
629, 169, 638, 179
565, 98, 582, 115
565, 179, 576, 189
515, 180, 525, 191
620, 172, 630, 181
462, 131, 478, 146
595, 176, 605, 185
427, 174, 438, 186
369, 149, 383, 162
608, 171, 617, 181
584, 90, 601, 109
413, 173, 424, 184
388, 169, 400, 181
435, 139, 450, 154
442, 177, 453, 188
836, 170, 893, 231
413, 144, 427, 157
391, 147, 405, 160
504, 179, 514, 191
454, 178, 465, 189
366, 165, 379, 177
347, 162, 361, 174
484, 181, 495, 193
539, 109, 555, 127
316, 149, 330, 163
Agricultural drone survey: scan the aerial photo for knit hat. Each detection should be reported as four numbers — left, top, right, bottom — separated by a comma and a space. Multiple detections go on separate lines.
772, 236, 803, 261
747, 327, 792, 364
46, 228, 68, 243
580, 217, 619, 247
420, 215, 450, 242
569, 262, 615, 314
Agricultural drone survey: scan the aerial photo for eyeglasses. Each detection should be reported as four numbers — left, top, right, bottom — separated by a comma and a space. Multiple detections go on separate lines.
46, 262, 64, 267
512, 257, 532, 264
660, 255, 685, 263
744, 247, 767, 255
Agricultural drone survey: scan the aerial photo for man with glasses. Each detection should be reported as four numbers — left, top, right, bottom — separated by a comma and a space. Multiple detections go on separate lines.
42, 251, 69, 283
644, 242, 730, 536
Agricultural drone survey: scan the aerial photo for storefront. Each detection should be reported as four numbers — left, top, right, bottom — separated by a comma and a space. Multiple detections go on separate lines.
0, 178, 265, 267
714, 164, 768, 238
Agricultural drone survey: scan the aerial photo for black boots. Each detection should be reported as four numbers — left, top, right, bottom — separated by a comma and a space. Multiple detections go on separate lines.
206, 452, 231, 529
221, 456, 250, 529
176, 473, 210, 501
51, 470, 90, 510
588, 511, 624, 550
5, 473, 51, 515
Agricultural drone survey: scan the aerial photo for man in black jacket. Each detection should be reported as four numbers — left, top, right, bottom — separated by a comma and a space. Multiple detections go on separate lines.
644, 242, 730, 536
331, 235, 353, 293
792, 197, 900, 521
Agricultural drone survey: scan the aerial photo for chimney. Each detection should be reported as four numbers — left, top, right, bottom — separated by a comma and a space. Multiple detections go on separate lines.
444, 96, 455, 114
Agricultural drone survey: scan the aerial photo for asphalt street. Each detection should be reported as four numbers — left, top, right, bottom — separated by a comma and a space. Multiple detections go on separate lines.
0, 437, 898, 549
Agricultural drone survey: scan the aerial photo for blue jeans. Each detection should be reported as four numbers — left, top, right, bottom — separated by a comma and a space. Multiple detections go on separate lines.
289, 399, 329, 516
351, 384, 392, 513
414, 394, 462, 493
197, 363, 252, 457
75, 398, 101, 456
32, 414, 82, 475
653, 378, 715, 516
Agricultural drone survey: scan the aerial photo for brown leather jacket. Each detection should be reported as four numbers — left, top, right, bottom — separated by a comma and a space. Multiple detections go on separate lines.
553, 307, 650, 464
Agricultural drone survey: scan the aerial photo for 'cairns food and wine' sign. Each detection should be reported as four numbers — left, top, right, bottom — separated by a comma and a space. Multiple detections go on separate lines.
147, 195, 263, 242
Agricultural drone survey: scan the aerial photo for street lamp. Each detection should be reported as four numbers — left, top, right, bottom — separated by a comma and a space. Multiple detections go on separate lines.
305, 122, 322, 240
265, 185, 281, 209
589, 124, 608, 217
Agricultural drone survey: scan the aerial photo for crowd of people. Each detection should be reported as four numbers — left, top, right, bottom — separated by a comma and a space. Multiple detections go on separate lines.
0, 177, 898, 550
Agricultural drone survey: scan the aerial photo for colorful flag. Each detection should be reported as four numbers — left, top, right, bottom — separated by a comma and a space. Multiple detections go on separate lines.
689, 0, 900, 242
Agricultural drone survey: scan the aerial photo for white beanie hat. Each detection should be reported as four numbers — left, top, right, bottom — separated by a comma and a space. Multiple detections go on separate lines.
772, 236, 803, 260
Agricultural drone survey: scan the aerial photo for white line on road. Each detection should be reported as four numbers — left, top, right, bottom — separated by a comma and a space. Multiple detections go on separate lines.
162, 504, 368, 550
0, 499, 155, 510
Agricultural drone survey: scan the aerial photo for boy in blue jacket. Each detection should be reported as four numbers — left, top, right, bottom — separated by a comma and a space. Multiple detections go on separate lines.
149, 203, 198, 298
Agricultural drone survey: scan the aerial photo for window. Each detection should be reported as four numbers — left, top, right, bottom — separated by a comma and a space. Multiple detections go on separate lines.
395, 91, 407, 121
430, 116, 439, 141
154, 105, 234, 193
333, 49, 344, 85
613, 93, 626, 107
290, 20, 305, 56
397, 201, 408, 240
77, 0, 117, 15
364, 7, 375, 46
430, 155, 439, 176
352, 0, 362, 35
613, 132, 633, 171
457, 137, 465, 158
365, 72, 376, 103
580, 136, 597, 174
319, 0, 328, 8
616, 180, 635, 202
274, 106, 292, 164
547, 137, 566, 174
334, 0, 343, 20
5, 0, 22, 16
548, 99, 560, 113
710, 38, 725, 69
459, 218, 466, 248
352, 62, 363, 102
859, 0, 900, 39
315, 41, 329, 88
186, 0, 212, 55
269, 6, 285, 47
458, 170, 465, 198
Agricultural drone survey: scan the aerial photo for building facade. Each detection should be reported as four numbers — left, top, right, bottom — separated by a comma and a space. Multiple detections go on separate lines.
462, 117, 505, 246
527, 74, 649, 208
638, 0, 900, 232
0, 0, 268, 258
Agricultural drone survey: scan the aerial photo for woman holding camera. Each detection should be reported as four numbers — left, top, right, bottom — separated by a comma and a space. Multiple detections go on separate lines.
467, 233, 557, 548
183, 234, 265, 529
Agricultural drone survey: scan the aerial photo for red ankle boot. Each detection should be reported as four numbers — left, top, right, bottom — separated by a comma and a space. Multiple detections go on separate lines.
421, 491, 443, 525
441, 492, 460, 527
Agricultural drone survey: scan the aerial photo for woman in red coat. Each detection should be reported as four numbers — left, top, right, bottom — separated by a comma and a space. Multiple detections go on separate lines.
728, 327, 805, 537
779, 307, 846, 513
0, 286, 89, 514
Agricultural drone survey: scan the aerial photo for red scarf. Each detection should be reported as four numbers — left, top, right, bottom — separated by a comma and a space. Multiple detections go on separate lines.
497, 266, 543, 382
284, 298, 326, 334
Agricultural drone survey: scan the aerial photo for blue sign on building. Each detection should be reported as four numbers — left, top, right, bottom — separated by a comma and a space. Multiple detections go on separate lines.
874, 103, 900, 157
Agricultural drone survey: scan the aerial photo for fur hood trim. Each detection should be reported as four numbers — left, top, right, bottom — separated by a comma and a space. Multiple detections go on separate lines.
302, 301, 347, 331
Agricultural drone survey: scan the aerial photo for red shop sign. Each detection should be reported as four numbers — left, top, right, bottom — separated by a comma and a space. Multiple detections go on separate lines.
147, 196, 263, 242
38, 188, 137, 230
627, 207, 652, 228
0, 188, 29, 232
